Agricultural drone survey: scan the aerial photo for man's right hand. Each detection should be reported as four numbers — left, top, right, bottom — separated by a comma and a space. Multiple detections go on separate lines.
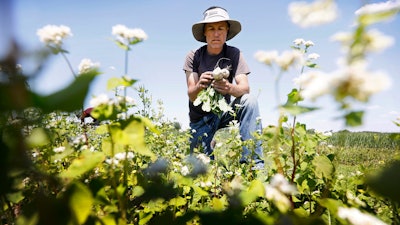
198, 71, 213, 89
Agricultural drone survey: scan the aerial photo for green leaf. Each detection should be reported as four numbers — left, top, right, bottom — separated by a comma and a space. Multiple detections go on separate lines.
281, 89, 318, 115
32, 70, 99, 113
317, 198, 343, 215
211, 196, 227, 211
60, 149, 105, 179
25, 127, 49, 147
129, 38, 143, 46
67, 182, 93, 224
6, 191, 24, 204
286, 89, 303, 105
192, 185, 209, 197
312, 155, 334, 180
107, 76, 137, 90
306, 62, 317, 68
367, 160, 400, 203
358, 9, 400, 26
91, 103, 117, 121
345, 111, 364, 127
169, 196, 187, 207
131, 186, 145, 198
240, 179, 265, 205
113, 40, 129, 51
282, 104, 318, 116
99, 215, 118, 225
108, 116, 156, 159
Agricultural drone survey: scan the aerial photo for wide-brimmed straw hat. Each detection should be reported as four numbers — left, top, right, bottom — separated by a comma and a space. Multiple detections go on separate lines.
192, 7, 241, 43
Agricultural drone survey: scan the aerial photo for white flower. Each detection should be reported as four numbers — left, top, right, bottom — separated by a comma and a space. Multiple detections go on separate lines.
181, 166, 190, 176
330, 31, 353, 53
331, 60, 391, 101
265, 185, 292, 212
22, 177, 30, 187
364, 29, 394, 53
331, 29, 394, 54
196, 153, 211, 165
115, 95, 135, 106
264, 174, 297, 212
90, 94, 110, 107
254, 50, 278, 66
269, 174, 298, 195
276, 50, 303, 71
105, 158, 119, 165
294, 71, 332, 100
288, 0, 338, 28
200, 181, 212, 188
37, 24, 72, 47
78, 58, 100, 74
114, 152, 134, 160
304, 40, 315, 47
337, 207, 388, 225
293, 38, 305, 45
53, 146, 65, 153
307, 53, 320, 60
112, 24, 147, 45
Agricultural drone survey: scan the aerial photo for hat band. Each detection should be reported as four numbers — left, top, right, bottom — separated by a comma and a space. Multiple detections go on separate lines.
203, 8, 230, 21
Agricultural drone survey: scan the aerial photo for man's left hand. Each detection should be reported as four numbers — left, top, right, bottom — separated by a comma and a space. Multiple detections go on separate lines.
212, 78, 231, 95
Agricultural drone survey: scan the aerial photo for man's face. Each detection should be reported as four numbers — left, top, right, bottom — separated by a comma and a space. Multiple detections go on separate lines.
204, 21, 229, 49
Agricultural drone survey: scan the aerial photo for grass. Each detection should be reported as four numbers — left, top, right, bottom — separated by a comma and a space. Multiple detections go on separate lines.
327, 130, 400, 176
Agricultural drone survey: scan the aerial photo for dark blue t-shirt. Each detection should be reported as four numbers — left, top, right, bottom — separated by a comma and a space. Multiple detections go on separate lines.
188, 44, 240, 123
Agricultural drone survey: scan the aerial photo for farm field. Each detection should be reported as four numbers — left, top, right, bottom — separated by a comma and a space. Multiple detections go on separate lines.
2, 1, 400, 224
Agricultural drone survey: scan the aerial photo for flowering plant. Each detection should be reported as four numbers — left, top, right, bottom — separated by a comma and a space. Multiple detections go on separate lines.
193, 58, 233, 116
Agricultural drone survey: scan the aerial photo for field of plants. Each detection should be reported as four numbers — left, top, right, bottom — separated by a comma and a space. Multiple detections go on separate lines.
1, 1, 400, 225
1, 94, 400, 225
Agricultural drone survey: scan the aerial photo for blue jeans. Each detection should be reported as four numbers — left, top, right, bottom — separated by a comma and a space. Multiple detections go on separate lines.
189, 94, 264, 164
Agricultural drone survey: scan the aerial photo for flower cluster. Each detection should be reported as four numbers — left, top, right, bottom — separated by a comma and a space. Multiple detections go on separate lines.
105, 152, 135, 166
337, 207, 388, 225
112, 24, 148, 48
36, 24, 72, 48
177, 154, 210, 177
90, 93, 135, 108
264, 174, 298, 213
293, 60, 391, 102
78, 58, 100, 74
288, 0, 338, 28
254, 38, 317, 71
331, 29, 394, 55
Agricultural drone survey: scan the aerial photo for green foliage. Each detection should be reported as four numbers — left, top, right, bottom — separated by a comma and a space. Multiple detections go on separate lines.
1, 3, 399, 224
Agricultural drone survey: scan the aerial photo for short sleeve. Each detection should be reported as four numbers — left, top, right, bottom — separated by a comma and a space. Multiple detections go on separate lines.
236, 52, 250, 76
183, 50, 195, 73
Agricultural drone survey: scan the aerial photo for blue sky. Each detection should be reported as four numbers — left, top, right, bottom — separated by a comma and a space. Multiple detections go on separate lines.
3, 0, 400, 132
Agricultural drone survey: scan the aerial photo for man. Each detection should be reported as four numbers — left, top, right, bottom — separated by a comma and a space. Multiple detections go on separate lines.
183, 6, 264, 168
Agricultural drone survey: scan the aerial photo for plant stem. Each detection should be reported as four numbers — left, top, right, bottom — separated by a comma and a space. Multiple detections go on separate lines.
61, 51, 77, 78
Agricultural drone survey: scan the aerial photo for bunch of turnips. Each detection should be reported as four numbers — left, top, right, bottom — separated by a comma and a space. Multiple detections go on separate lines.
212, 66, 230, 81
193, 58, 233, 116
